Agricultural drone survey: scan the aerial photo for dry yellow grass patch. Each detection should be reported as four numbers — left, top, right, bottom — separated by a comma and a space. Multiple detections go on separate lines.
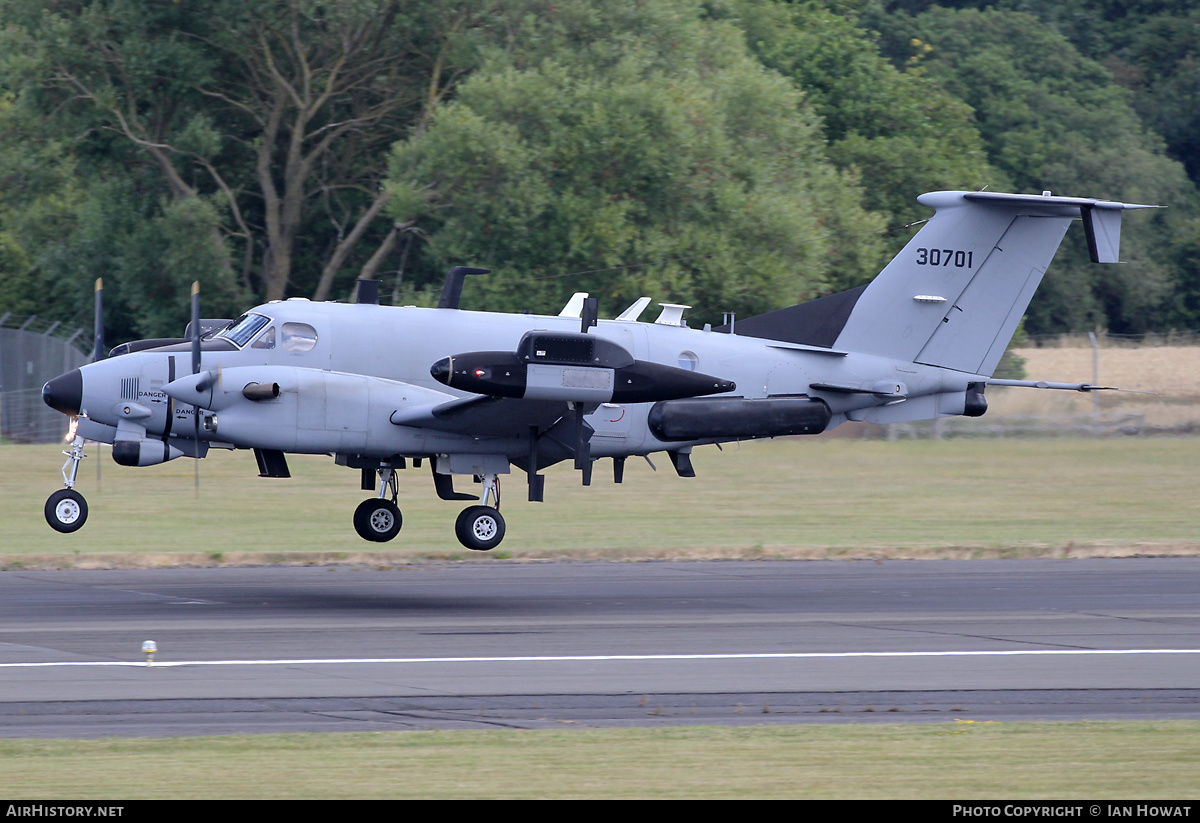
994, 344, 1200, 431
1014, 344, 1200, 396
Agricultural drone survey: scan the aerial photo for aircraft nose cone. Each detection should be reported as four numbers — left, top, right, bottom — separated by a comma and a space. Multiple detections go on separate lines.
430, 357, 451, 385
43, 369, 83, 416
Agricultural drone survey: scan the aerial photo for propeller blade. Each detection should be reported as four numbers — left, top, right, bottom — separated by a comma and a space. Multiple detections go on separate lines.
93, 278, 105, 487
190, 281, 201, 376
190, 281, 201, 497
92, 278, 105, 362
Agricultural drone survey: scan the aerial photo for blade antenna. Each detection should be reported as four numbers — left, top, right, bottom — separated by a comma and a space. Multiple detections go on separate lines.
580, 296, 598, 334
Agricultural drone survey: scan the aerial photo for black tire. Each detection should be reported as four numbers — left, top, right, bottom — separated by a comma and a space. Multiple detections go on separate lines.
454, 506, 506, 551
353, 498, 402, 542
45, 489, 88, 533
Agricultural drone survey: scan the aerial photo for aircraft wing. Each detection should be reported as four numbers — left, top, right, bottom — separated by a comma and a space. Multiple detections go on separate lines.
389, 395, 571, 438
396, 328, 736, 439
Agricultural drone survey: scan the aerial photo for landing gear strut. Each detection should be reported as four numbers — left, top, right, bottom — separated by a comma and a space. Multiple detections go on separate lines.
45, 435, 88, 533
455, 473, 505, 551
353, 467, 402, 542
350, 465, 507, 550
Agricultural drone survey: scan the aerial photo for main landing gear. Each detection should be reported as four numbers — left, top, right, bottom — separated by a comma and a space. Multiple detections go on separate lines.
354, 467, 403, 542
45, 435, 89, 533
455, 506, 505, 551
453, 473, 506, 551
352, 469, 506, 551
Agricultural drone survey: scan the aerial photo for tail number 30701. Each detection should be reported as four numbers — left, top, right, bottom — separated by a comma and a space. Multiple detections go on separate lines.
915, 248, 973, 268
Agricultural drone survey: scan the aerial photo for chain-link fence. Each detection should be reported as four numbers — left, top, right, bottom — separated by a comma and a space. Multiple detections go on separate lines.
1025, 330, 1200, 348
0, 314, 90, 444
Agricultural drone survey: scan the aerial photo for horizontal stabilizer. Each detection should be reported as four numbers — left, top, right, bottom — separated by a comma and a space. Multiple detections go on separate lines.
963, 191, 1158, 264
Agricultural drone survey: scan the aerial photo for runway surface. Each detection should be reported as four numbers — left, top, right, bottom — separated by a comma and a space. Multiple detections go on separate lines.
1, 558, 1199, 737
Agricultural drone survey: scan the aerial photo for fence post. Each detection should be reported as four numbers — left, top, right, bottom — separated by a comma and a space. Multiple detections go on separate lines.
1088, 331, 1101, 434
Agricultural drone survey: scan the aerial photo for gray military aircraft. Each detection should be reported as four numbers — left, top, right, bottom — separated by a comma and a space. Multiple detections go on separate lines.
41, 190, 1153, 550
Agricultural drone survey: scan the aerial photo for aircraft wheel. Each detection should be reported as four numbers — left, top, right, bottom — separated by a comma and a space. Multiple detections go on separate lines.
455, 506, 506, 552
353, 498, 402, 542
45, 489, 88, 533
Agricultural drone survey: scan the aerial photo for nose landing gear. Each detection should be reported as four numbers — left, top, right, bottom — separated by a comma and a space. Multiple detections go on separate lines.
45, 434, 89, 533
45, 488, 88, 533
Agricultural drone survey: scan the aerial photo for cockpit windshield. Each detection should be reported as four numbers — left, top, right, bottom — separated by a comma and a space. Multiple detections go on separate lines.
216, 313, 272, 348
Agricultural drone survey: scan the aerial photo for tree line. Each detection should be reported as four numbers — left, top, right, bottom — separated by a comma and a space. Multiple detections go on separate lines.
0, 0, 1196, 344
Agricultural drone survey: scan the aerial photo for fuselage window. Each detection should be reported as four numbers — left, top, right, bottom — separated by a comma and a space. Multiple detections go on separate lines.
281, 322, 318, 352
217, 313, 272, 348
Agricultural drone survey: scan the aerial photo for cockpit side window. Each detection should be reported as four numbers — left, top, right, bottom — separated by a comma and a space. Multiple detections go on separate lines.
251, 325, 276, 349
217, 313, 272, 348
281, 322, 318, 352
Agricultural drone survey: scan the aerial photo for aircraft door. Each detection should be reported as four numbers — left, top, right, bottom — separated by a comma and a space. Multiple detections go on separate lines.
590, 325, 646, 450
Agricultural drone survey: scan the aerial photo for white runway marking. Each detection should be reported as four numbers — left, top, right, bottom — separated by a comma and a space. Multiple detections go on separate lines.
2, 649, 1198, 668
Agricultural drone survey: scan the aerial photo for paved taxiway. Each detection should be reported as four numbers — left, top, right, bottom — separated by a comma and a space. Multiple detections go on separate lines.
1, 558, 1198, 736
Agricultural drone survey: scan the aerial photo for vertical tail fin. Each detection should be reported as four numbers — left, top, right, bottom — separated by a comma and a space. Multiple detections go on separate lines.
832, 191, 1156, 376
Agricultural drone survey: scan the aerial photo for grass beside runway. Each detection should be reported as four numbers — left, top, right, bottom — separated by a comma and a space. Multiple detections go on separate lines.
2, 721, 1199, 799
2, 437, 1199, 564
5, 438, 1200, 798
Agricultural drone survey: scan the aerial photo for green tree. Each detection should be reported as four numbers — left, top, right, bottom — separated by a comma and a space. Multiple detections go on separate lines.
717, 0, 996, 253
867, 5, 1200, 334
0, 95, 82, 323
0, 0, 504, 337
386, 1, 884, 325
870, 2, 1200, 188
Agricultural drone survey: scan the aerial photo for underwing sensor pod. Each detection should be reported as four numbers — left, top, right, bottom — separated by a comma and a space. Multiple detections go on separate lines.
648, 396, 833, 441
41, 190, 1155, 550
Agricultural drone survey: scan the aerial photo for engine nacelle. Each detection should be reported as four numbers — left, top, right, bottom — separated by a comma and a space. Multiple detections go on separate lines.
432, 331, 735, 403
165, 365, 453, 454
